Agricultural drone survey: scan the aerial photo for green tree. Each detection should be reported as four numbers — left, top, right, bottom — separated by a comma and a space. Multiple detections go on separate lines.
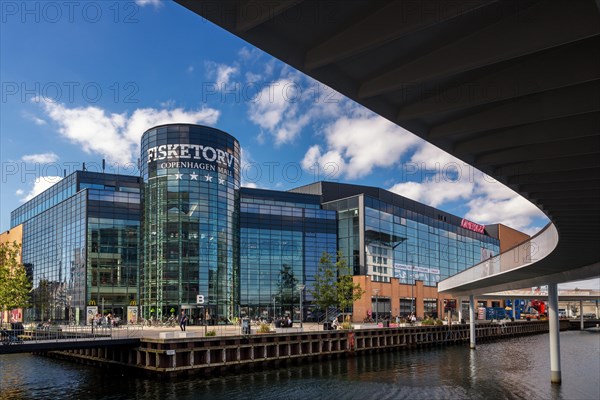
0, 242, 32, 315
308, 252, 338, 319
309, 251, 364, 322
336, 253, 365, 320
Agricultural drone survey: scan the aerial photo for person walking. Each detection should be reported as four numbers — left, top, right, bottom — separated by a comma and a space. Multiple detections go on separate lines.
179, 310, 188, 331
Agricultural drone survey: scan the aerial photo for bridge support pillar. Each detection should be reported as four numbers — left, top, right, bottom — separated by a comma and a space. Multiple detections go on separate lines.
548, 283, 561, 384
512, 298, 516, 319
580, 300, 584, 331
469, 294, 475, 349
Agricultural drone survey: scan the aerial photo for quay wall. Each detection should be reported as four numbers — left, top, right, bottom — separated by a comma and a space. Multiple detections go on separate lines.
42, 321, 568, 378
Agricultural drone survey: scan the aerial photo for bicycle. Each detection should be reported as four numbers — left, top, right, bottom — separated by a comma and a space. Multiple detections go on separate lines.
165, 316, 177, 328
0, 329, 23, 345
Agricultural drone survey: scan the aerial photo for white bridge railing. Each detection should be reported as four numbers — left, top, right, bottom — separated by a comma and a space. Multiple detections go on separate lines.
438, 223, 559, 294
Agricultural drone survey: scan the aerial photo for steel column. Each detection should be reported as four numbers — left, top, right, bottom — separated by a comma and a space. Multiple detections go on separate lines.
548, 283, 561, 384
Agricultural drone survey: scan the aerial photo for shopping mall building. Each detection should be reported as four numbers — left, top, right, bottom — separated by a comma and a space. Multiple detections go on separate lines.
5, 124, 528, 324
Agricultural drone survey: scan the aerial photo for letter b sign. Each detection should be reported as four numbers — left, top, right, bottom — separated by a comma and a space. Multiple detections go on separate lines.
196, 295, 205, 304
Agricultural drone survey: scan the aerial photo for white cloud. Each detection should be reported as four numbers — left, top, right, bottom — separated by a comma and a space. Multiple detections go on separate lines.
216, 65, 238, 87
388, 142, 475, 206
238, 53, 345, 147
248, 79, 289, 130
263, 59, 276, 78
245, 71, 262, 83
19, 176, 62, 202
22, 111, 47, 125
247, 78, 313, 145
205, 62, 239, 90
135, 0, 162, 8
238, 47, 263, 63
305, 111, 421, 179
389, 173, 474, 208
159, 99, 176, 108
386, 142, 548, 233
301, 145, 346, 179
409, 141, 466, 170
301, 145, 322, 170
32, 116, 46, 125
470, 174, 547, 231
21, 152, 59, 164
38, 98, 220, 165
465, 180, 547, 234
240, 147, 262, 189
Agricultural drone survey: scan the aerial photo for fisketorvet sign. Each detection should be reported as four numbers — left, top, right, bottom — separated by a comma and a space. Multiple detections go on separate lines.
147, 144, 238, 177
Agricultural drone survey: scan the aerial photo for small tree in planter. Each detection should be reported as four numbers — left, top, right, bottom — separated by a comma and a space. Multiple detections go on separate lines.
257, 322, 272, 334
336, 251, 364, 325
308, 252, 338, 323
340, 321, 353, 330
309, 251, 365, 327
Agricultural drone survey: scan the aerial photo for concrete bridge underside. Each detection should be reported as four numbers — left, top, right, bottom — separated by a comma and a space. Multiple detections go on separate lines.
175, 0, 600, 294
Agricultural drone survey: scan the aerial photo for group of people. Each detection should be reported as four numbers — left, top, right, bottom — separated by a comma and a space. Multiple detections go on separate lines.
274, 316, 293, 328
178, 310, 212, 331
92, 313, 119, 328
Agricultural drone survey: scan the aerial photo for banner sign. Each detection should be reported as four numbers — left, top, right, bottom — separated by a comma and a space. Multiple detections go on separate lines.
86, 306, 98, 325
393, 263, 441, 282
127, 306, 138, 324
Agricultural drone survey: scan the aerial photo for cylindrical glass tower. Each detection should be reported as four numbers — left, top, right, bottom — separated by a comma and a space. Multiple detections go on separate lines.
140, 124, 240, 322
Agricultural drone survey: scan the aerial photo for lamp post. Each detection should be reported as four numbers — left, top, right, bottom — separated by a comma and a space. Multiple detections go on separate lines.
272, 296, 276, 321
373, 288, 380, 324
297, 284, 305, 328
409, 259, 415, 316
411, 279, 415, 315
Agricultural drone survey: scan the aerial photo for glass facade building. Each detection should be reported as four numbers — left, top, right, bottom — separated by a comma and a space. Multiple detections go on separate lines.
11, 125, 508, 325
140, 124, 240, 322
291, 182, 500, 287
11, 171, 141, 323
239, 188, 337, 321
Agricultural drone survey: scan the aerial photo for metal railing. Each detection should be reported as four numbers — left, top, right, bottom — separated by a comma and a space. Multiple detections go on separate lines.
438, 223, 559, 293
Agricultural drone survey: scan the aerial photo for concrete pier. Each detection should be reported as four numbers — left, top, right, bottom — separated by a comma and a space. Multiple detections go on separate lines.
42, 321, 565, 378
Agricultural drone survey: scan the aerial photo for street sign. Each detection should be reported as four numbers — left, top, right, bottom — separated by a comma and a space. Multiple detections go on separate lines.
196, 294, 205, 304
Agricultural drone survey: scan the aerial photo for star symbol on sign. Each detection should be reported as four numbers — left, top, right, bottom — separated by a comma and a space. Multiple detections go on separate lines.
190, 172, 198, 180
218, 178, 225, 185
174, 173, 183, 180
204, 174, 213, 182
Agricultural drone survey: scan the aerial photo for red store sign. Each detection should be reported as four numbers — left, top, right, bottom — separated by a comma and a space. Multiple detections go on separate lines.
460, 218, 485, 234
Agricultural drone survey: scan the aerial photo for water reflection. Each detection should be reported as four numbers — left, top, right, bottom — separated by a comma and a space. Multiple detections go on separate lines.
0, 331, 598, 400
468, 347, 477, 385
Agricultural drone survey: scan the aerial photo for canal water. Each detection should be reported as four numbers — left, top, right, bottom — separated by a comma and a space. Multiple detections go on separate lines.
0, 330, 598, 400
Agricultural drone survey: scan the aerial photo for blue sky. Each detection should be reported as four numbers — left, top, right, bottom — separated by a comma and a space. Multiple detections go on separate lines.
0, 1, 551, 237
